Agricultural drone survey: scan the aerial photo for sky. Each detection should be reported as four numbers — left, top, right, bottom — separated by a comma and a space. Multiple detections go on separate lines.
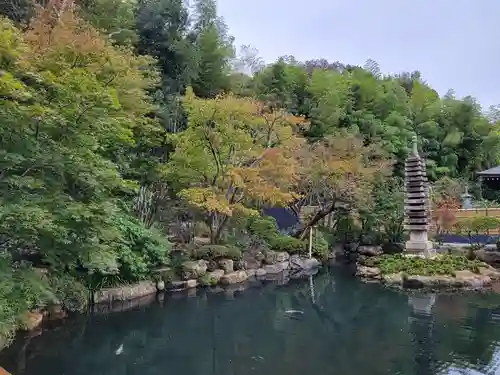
218, 0, 499, 109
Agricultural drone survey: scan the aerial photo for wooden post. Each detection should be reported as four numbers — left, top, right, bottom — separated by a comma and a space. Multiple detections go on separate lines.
308, 226, 313, 259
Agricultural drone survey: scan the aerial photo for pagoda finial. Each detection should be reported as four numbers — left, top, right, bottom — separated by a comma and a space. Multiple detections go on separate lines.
412, 135, 419, 157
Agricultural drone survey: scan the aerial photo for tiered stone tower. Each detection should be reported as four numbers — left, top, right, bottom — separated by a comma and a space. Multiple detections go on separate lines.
404, 136, 434, 257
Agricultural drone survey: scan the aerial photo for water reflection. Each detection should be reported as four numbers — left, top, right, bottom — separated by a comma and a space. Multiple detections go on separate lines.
2, 268, 500, 375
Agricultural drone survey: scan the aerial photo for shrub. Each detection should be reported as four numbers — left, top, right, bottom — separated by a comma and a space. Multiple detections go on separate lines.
48, 274, 88, 313
0, 256, 57, 346
194, 245, 242, 261
250, 216, 279, 238
374, 254, 484, 276
247, 216, 280, 243
111, 214, 171, 282
269, 236, 305, 253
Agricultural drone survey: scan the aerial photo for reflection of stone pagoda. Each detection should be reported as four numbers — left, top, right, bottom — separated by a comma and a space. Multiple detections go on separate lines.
404, 136, 434, 257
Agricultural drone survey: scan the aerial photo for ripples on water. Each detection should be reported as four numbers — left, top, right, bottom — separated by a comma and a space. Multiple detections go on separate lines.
2, 267, 500, 375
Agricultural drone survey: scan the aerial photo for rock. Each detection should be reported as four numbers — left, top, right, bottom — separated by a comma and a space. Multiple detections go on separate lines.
383, 272, 404, 285
218, 259, 234, 274
255, 268, 267, 277
46, 305, 67, 320
21, 311, 43, 331
243, 250, 265, 269
382, 243, 404, 254
246, 269, 256, 278
220, 270, 248, 285
156, 280, 165, 291
355, 266, 381, 279
290, 255, 320, 270
206, 260, 218, 272
200, 270, 225, 286
234, 259, 247, 270
358, 245, 383, 257
476, 249, 500, 267
94, 281, 156, 304
454, 270, 492, 287
263, 261, 289, 274
399, 272, 493, 289
478, 266, 500, 280
290, 267, 319, 279
186, 279, 198, 289
181, 260, 208, 280
167, 280, 187, 291
265, 251, 290, 265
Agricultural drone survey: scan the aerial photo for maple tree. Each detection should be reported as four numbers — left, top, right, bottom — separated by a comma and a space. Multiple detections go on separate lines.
289, 134, 389, 240
431, 197, 461, 242
0, 8, 169, 279
167, 89, 305, 243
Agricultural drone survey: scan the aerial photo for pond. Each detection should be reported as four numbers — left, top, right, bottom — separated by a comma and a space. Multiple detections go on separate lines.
2, 267, 500, 375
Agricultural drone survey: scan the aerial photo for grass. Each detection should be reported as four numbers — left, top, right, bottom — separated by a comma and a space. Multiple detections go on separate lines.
365, 254, 485, 276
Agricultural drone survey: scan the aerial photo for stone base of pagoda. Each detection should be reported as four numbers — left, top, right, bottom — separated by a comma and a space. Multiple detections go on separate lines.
405, 230, 435, 257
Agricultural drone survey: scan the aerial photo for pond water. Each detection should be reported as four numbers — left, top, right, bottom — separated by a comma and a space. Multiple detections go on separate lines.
3, 267, 500, 375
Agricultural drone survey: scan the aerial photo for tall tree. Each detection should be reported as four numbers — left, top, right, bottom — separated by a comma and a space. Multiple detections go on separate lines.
190, 0, 234, 98
167, 89, 305, 243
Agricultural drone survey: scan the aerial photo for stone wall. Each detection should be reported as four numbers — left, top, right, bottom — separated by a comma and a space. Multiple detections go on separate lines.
91, 251, 323, 306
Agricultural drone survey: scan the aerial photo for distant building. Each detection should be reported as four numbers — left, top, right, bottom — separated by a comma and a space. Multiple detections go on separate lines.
477, 166, 500, 201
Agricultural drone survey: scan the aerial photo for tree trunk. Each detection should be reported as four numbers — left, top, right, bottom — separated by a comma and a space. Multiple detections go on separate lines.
210, 214, 229, 244
295, 202, 337, 240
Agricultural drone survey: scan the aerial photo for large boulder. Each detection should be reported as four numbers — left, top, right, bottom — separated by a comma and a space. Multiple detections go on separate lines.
358, 245, 383, 257
242, 249, 265, 269
206, 260, 218, 272
94, 281, 156, 303
382, 243, 404, 254
478, 266, 500, 280
181, 260, 208, 280
263, 261, 289, 274
234, 259, 247, 270
290, 255, 320, 270
355, 266, 381, 279
255, 268, 267, 277
199, 270, 225, 286
21, 311, 43, 331
220, 270, 249, 285
265, 250, 290, 265
218, 259, 234, 274
476, 249, 500, 267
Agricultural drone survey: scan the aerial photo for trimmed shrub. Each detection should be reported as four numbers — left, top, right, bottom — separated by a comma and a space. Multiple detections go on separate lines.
247, 216, 280, 242
193, 245, 242, 261
269, 236, 305, 253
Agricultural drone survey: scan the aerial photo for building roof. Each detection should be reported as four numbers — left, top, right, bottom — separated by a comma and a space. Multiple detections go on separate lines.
477, 166, 500, 176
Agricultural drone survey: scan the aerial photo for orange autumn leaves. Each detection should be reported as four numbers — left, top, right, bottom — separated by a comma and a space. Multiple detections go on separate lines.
169, 91, 386, 226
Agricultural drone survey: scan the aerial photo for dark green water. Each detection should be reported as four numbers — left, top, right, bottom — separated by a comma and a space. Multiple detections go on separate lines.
3, 267, 500, 375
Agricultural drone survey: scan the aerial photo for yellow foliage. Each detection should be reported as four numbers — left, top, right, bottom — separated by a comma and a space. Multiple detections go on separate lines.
169, 91, 306, 221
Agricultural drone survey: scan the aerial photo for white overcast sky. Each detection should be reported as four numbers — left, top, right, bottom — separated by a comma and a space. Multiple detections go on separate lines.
218, 0, 499, 109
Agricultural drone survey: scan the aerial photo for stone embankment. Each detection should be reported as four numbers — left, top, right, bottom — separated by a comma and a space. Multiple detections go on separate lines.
355, 245, 500, 290
93, 250, 322, 305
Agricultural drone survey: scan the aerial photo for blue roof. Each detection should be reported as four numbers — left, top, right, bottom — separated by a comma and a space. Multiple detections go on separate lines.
477, 166, 500, 176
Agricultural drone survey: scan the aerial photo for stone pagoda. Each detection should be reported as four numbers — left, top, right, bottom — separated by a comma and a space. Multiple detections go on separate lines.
404, 136, 434, 257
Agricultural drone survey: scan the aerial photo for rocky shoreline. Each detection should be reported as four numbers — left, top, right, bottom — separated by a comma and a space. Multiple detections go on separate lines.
354, 245, 500, 290
93, 250, 322, 305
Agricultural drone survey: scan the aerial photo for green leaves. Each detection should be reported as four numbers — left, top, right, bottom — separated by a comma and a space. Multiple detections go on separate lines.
0, 11, 170, 287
